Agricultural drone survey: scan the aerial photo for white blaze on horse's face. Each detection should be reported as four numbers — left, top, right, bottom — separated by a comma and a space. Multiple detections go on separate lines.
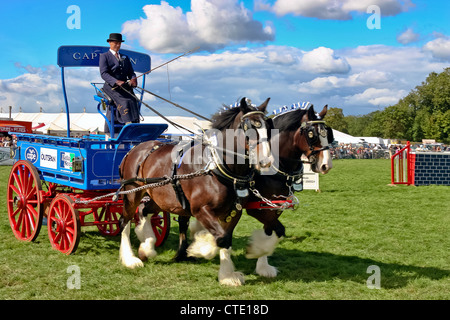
242, 112, 273, 169
255, 124, 273, 169
316, 134, 332, 174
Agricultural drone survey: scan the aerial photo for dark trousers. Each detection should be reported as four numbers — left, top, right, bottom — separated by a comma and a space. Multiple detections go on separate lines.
102, 83, 140, 133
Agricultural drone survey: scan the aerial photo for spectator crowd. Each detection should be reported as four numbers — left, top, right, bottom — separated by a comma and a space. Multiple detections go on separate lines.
331, 142, 450, 159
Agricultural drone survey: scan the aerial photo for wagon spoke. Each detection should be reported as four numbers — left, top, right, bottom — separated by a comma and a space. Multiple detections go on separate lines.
14, 210, 24, 231
152, 216, 163, 229
66, 228, 74, 243
12, 171, 23, 195
53, 204, 62, 221
25, 170, 35, 198
66, 220, 74, 230
22, 210, 30, 238
11, 207, 21, 219
61, 204, 70, 222
18, 166, 28, 194
10, 183, 20, 197
25, 187, 38, 203
26, 203, 38, 219
26, 204, 37, 230
54, 230, 62, 247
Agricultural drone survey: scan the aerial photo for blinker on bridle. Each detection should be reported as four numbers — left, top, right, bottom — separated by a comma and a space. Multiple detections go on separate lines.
240, 111, 265, 131
300, 120, 333, 156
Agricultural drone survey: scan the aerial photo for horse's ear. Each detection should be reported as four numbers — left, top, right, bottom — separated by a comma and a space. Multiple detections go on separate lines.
258, 98, 270, 113
318, 105, 328, 119
239, 97, 250, 113
307, 104, 315, 120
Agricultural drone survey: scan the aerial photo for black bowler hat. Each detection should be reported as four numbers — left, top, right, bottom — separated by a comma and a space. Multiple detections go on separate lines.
107, 33, 124, 42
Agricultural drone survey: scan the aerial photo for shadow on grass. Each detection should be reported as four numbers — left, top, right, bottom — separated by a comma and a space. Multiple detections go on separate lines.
238, 248, 450, 289
74, 229, 449, 290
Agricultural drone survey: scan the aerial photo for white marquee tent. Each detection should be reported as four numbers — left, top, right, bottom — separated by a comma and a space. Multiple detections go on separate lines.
1, 112, 388, 145
0, 112, 211, 136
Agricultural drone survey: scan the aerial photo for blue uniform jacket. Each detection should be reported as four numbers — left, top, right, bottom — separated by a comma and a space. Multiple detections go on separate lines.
99, 50, 136, 87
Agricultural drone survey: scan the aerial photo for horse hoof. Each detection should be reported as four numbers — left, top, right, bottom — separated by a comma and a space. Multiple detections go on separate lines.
174, 252, 198, 263
138, 245, 157, 261
138, 250, 148, 262
122, 257, 144, 269
219, 272, 245, 286
256, 264, 278, 278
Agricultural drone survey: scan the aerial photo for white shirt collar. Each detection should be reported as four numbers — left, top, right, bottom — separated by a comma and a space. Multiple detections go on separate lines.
109, 49, 120, 59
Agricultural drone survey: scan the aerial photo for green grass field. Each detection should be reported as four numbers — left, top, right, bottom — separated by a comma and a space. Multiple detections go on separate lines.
0, 159, 449, 300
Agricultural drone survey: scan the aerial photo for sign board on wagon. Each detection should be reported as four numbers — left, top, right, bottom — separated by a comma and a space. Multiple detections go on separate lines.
57, 45, 151, 73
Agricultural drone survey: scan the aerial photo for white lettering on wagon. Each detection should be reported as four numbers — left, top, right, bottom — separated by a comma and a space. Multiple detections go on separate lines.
73, 52, 98, 60
40, 148, 57, 169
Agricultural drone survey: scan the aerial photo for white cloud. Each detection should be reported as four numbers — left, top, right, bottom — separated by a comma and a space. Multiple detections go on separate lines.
0, 66, 102, 114
423, 36, 450, 61
2, 43, 448, 117
122, 0, 274, 54
344, 87, 408, 107
301, 47, 350, 74
397, 28, 420, 45
266, 0, 414, 20
296, 70, 391, 93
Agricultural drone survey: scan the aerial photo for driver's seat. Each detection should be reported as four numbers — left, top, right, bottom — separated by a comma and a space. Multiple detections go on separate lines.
92, 83, 124, 135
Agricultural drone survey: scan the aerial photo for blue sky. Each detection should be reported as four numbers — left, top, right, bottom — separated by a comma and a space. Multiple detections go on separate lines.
0, 0, 449, 116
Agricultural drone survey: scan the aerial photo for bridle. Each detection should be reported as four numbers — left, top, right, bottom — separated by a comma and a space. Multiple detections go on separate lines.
237, 110, 272, 162
301, 120, 334, 157
208, 110, 272, 208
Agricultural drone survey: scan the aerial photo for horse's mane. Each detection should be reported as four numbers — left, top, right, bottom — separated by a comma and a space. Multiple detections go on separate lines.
273, 107, 317, 132
211, 105, 256, 131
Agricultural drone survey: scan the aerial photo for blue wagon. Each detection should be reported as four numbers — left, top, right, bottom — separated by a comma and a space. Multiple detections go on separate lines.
6, 46, 171, 254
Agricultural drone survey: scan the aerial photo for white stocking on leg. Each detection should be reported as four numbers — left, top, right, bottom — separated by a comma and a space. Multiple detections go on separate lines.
218, 248, 245, 286
120, 221, 144, 269
135, 215, 157, 261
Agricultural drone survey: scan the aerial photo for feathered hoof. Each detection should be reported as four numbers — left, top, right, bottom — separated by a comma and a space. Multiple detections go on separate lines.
138, 247, 156, 262
256, 263, 278, 278
219, 272, 245, 286
173, 251, 198, 263
187, 230, 218, 260
121, 256, 144, 269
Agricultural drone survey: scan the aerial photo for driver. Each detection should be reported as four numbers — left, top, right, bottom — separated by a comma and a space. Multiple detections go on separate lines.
99, 33, 139, 136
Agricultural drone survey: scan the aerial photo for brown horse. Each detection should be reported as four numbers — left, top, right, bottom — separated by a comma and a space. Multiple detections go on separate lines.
244, 104, 333, 277
118, 97, 272, 286
188, 104, 333, 277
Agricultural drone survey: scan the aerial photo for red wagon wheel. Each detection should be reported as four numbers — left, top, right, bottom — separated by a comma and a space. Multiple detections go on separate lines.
7, 160, 43, 242
135, 211, 171, 247
95, 205, 121, 237
47, 194, 81, 255
152, 212, 171, 247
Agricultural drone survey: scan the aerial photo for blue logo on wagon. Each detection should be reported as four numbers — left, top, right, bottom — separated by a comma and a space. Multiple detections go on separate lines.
25, 147, 38, 163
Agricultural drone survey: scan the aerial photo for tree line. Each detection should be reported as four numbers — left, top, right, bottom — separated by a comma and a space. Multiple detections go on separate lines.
325, 67, 450, 144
